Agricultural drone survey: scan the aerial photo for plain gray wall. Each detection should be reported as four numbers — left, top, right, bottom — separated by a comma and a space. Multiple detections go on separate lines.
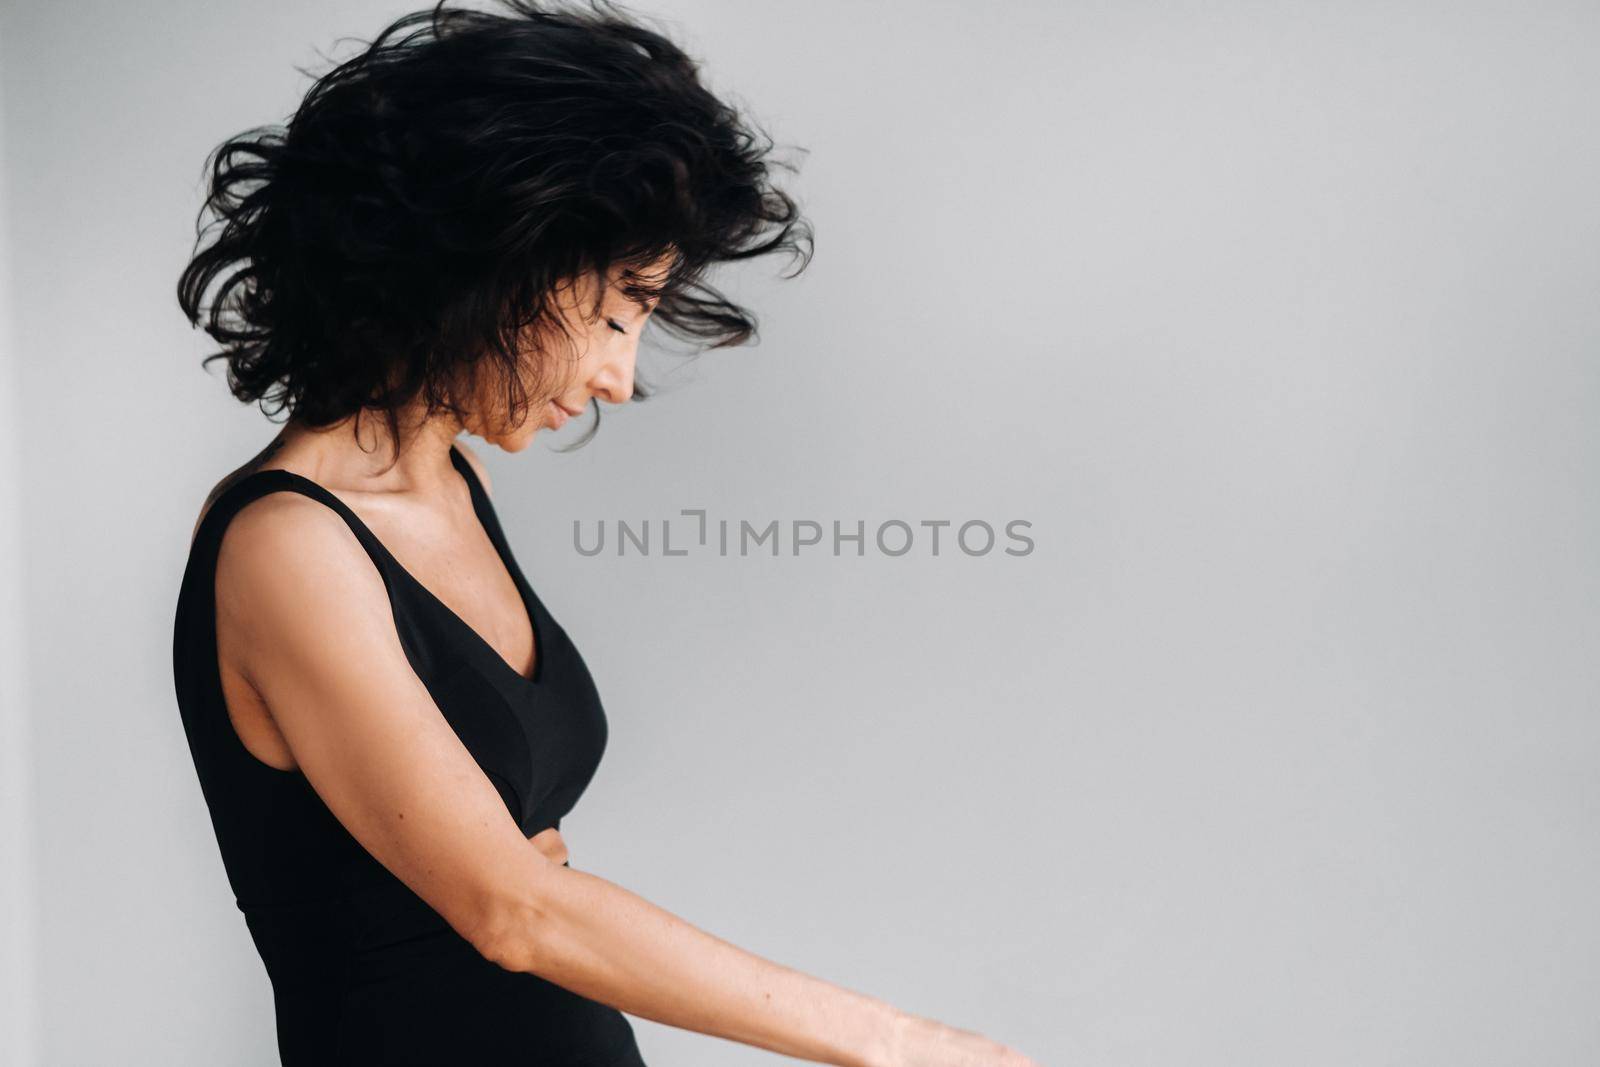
4, 0, 1599, 1064
1, 19, 40, 1064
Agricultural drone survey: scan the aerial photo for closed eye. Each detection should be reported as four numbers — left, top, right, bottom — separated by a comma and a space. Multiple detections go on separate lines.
606, 318, 628, 335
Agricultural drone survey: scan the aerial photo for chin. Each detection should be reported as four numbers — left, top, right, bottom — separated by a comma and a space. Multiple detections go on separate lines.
481, 417, 541, 453
491, 430, 532, 453
514, 422, 549, 452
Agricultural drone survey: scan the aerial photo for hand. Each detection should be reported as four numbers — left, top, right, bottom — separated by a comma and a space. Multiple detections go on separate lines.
885, 1009, 1043, 1067
528, 826, 569, 866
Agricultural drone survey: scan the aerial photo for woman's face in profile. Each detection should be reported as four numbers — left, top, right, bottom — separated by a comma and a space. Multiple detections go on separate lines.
469, 257, 666, 452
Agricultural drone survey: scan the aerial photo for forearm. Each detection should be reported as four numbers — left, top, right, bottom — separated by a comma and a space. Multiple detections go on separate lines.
490, 863, 904, 1067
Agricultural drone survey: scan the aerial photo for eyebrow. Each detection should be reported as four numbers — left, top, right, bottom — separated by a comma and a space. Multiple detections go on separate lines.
619, 292, 660, 316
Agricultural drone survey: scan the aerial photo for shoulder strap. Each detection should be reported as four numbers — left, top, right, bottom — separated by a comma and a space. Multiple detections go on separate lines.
196, 468, 395, 571
447, 441, 510, 553
447, 441, 488, 501
446, 443, 532, 597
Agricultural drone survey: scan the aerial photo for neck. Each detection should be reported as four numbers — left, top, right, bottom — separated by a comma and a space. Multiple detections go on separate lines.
267, 400, 467, 494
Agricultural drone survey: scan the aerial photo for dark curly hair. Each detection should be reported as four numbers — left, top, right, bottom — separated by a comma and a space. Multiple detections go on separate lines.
177, 0, 812, 459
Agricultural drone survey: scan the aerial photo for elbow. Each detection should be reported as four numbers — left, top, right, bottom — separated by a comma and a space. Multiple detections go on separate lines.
466, 889, 551, 974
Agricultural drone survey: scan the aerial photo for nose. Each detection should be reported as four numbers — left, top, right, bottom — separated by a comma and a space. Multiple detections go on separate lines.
588, 344, 637, 405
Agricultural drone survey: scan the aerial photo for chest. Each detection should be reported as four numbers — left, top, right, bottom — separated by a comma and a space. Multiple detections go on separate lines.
417, 610, 610, 836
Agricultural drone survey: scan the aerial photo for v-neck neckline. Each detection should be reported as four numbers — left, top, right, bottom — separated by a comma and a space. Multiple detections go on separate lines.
237, 443, 545, 687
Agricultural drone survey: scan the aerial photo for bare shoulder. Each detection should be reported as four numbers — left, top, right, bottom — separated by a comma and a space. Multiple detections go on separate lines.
453, 438, 494, 497
213, 491, 392, 680
216, 490, 366, 573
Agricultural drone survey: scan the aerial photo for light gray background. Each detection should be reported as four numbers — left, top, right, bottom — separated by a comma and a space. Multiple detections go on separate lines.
2, 1, 1598, 1064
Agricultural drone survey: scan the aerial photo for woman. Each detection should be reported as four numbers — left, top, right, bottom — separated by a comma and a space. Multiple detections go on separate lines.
172, 2, 1039, 1064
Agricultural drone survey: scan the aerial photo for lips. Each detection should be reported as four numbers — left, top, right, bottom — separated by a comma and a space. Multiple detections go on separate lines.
547, 400, 584, 428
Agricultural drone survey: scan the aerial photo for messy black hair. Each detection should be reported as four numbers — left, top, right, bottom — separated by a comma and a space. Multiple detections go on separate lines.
177, 0, 812, 460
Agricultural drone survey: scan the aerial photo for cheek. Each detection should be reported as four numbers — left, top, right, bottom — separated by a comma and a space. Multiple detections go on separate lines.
528, 345, 592, 399
575, 331, 614, 376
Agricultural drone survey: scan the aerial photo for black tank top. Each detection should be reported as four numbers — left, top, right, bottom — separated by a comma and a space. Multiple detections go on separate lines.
171, 442, 646, 1065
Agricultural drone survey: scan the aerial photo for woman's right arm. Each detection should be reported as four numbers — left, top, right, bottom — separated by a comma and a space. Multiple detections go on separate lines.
217, 495, 1037, 1067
